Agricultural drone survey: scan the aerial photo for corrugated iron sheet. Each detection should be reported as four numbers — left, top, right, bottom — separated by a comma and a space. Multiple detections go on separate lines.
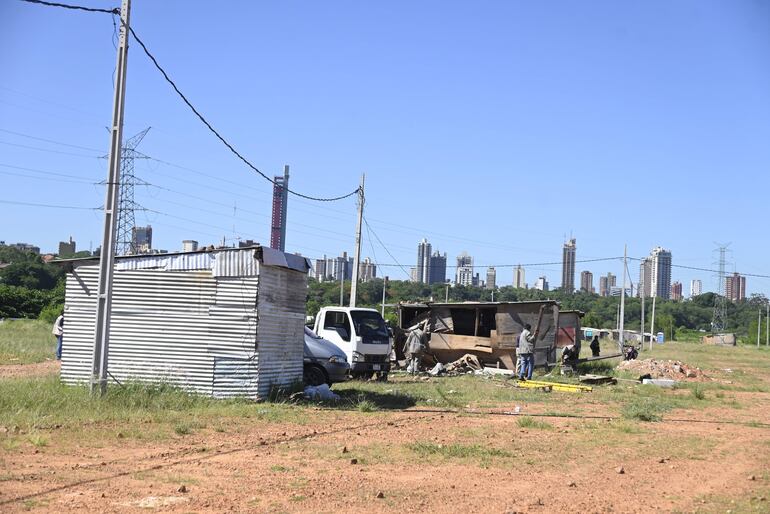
61, 248, 307, 399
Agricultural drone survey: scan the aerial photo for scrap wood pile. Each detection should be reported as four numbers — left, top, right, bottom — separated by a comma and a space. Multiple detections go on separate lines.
616, 358, 709, 381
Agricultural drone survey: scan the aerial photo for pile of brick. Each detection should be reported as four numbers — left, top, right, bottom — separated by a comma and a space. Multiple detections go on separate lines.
616, 358, 708, 381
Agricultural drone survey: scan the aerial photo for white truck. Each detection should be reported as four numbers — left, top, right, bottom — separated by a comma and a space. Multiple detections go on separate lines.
313, 307, 391, 380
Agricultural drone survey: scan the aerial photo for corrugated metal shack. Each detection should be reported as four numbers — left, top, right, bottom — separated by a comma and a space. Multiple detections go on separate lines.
57, 246, 310, 399
556, 310, 584, 349
397, 301, 559, 369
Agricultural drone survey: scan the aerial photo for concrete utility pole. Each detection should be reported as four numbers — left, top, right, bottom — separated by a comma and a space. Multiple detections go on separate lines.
766, 302, 768, 346
649, 294, 656, 351
640, 283, 645, 350
349, 174, 365, 308
92, 0, 131, 396
758, 309, 762, 349
445, 283, 449, 302
618, 244, 627, 352
380, 276, 388, 317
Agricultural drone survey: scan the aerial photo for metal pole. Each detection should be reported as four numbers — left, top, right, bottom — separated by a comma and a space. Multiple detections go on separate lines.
91, 0, 131, 396
649, 294, 656, 351
445, 283, 449, 302
381, 276, 388, 317
618, 244, 627, 353
766, 302, 768, 346
640, 283, 645, 350
758, 309, 761, 349
339, 272, 344, 307
349, 174, 365, 308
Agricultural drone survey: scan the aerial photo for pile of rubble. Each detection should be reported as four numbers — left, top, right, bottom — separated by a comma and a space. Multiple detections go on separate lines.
616, 358, 708, 381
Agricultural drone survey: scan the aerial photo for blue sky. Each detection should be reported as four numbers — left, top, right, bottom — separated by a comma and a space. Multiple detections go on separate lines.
1, 1, 769, 295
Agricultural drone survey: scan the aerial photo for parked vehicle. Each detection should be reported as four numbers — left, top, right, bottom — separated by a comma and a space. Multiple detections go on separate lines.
313, 307, 391, 380
303, 326, 349, 386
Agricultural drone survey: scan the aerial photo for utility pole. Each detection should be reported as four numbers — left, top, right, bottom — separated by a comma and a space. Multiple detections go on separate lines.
766, 302, 769, 346
618, 244, 627, 352
339, 272, 344, 307
758, 309, 762, 349
92, 0, 131, 396
649, 294, 656, 351
381, 276, 388, 317
637, 282, 645, 349
445, 283, 449, 302
349, 174, 365, 308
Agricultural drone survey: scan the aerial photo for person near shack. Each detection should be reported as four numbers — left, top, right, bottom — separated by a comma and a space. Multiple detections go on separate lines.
590, 335, 600, 357
404, 320, 427, 374
517, 323, 536, 380
52, 312, 64, 360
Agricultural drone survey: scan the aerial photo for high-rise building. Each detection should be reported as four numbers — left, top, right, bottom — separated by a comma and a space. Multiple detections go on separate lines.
324, 252, 353, 281
650, 247, 672, 299
580, 270, 593, 293
182, 240, 198, 252
671, 281, 683, 301
429, 251, 447, 284
360, 257, 377, 282
690, 279, 702, 297
270, 165, 289, 252
513, 265, 526, 289
313, 255, 327, 281
638, 257, 652, 298
409, 267, 419, 283
561, 238, 576, 292
455, 252, 473, 285
486, 267, 496, 290
58, 236, 76, 256
416, 239, 432, 284
238, 239, 258, 248
535, 276, 549, 291
725, 272, 746, 302
599, 272, 616, 297
131, 225, 152, 254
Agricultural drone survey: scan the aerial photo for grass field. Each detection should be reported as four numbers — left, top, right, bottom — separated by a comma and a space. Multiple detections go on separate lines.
1, 321, 769, 512
0, 319, 54, 365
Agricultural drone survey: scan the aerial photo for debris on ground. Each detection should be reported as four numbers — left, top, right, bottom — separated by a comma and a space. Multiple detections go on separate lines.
578, 374, 617, 385
303, 384, 340, 401
445, 354, 483, 373
616, 358, 708, 381
642, 378, 677, 388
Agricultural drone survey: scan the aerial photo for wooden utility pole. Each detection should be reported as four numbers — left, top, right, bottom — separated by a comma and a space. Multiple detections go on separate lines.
92, 0, 131, 396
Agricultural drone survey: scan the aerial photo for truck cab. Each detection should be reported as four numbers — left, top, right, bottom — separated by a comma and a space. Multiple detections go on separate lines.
313, 307, 391, 379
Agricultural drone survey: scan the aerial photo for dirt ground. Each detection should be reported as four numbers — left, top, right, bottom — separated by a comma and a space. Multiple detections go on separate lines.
0, 360, 59, 380
2, 380, 770, 512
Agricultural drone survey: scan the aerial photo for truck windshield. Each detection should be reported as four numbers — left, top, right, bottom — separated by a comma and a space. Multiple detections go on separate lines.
350, 311, 389, 339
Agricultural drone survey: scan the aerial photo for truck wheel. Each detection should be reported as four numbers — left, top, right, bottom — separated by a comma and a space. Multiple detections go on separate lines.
304, 365, 328, 387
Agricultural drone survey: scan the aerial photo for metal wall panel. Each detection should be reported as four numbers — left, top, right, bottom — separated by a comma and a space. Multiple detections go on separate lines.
61, 248, 308, 400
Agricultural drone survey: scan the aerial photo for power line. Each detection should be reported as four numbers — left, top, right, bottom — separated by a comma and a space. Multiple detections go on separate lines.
0, 199, 100, 210
18, 0, 118, 15
0, 139, 102, 159
0, 127, 105, 153
363, 217, 411, 280
126, 27, 360, 203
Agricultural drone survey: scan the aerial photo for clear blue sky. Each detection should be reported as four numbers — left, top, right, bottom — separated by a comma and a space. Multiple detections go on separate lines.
1, 0, 769, 295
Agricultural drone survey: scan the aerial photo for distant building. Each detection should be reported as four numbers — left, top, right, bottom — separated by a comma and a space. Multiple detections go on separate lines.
416, 238, 432, 284
326, 252, 354, 281
429, 251, 447, 284
580, 270, 593, 293
7, 242, 40, 254
650, 246, 672, 299
610, 286, 632, 297
238, 239, 258, 248
131, 225, 152, 254
270, 165, 289, 252
671, 281, 683, 301
455, 252, 474, 286
599, 272, 616, 297
638, 257, 652, 298
58, 236, 76, 256
535, 276, 549, 291
725, 272, 746, 302
513, 265, 526, 289
312, 256, 327, 281
690, 279, 702, 297
360, 257, 377, 282
486, 267, 496, 290
561, 238, 576, 293
182, 240, 199, 252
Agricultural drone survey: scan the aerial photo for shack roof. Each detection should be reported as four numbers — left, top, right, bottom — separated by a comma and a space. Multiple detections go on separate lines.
50, 245, 310, 274
398, 300, 559, 309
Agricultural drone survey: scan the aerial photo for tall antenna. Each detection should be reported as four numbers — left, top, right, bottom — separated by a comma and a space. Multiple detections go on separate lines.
712, 243, 730, 333
116, 127, 150, 255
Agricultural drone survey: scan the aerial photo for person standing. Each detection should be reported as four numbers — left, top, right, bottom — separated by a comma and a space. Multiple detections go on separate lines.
590, 335, 601, 357
517, 323, 536, 380
52, 312, 64, 360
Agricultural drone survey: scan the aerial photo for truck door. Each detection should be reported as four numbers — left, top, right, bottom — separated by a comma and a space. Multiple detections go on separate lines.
321, 310, 353, 359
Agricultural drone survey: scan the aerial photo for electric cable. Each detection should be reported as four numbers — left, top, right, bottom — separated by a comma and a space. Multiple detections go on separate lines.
363, 217, 411, 280
18, 0, 118, 15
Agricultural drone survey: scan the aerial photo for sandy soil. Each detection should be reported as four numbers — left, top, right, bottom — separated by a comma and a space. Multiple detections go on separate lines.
1, 367, 769, 513
0, 360, 59, 379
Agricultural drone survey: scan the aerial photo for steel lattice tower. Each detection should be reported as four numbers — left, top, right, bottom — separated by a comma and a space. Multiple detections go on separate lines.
712, 243, 730, 333
115, 128, 150, 255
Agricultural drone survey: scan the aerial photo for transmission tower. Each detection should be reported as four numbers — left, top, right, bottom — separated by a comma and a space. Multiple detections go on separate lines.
712, 243, 730, 333
115, 127, 151, 255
